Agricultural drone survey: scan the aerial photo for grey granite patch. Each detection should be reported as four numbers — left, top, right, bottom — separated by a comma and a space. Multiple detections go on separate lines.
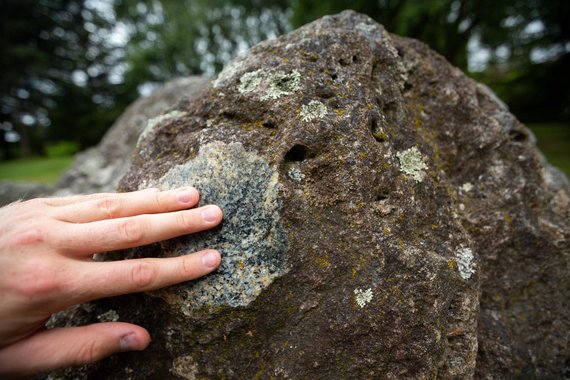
155, 141, 288, 312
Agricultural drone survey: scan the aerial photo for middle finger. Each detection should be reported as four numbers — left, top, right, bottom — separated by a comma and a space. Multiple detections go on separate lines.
54, 205, 223, 256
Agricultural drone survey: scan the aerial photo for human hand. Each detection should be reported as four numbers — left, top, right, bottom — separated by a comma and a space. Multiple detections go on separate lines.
0, 187, 223, 378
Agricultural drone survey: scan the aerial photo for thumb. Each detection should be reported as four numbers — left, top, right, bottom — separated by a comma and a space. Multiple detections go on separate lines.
0, 323, 150, 379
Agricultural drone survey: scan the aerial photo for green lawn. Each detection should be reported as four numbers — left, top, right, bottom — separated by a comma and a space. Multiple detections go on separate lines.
528, 123, 570, 178
0, 156, 74, 184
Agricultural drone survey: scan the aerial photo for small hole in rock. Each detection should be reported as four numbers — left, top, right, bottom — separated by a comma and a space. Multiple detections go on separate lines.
284, 144, 313, 162
375, 194, 388, 201
396, 47, 405, 58
330, 73, 338, 80
352, 55, 358, 63
316, 87, 336, 99
328, 98, 341, 109
509, 130, 528, 143
221, 109, 238, 119
263, 121, 276, 129
370, 116, 387, 142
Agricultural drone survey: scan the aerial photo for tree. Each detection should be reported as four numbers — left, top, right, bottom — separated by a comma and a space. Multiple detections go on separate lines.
0, 0, 132, 159
114, 0, 291, 92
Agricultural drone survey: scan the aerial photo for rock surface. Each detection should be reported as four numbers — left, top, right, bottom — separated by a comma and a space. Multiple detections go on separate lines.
47, 11, 569, 379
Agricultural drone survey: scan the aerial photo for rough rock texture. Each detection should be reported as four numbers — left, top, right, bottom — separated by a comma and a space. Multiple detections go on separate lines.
47, 11, 569, 379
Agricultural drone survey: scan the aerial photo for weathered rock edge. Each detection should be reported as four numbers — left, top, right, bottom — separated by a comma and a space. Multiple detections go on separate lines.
47, 10, 569, 380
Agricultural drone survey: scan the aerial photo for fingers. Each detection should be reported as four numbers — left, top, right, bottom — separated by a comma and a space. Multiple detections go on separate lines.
53, 187, 200, 223
70, 250, 221, 304
0, 323, 150, 378
55, 205, 223, 255
40, 192, 119, 207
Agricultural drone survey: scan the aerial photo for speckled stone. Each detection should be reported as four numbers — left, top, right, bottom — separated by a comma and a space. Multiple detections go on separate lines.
151, 141, 288, 314
45, 10, 569, 380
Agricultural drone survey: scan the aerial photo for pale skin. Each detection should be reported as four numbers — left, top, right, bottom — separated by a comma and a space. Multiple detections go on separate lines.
0, 187, 223, 378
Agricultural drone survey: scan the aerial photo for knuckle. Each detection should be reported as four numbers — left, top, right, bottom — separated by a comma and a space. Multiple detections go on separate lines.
129, 261, 158, 288
181, 256, 194, 276
151, 191, 164, 210
99, 197, 122, 219
13, 263, 60, 298
7, 227, 45, 248
119, 218, 146, 245
75, 339, 104, 365
177, 211, 194, 230
22, 198, 44, 208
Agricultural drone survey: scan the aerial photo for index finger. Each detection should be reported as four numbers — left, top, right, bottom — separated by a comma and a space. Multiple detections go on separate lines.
53, 187, 200, 223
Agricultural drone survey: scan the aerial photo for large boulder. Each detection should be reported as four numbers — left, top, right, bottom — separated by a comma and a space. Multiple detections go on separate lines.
48, 11, 569, 379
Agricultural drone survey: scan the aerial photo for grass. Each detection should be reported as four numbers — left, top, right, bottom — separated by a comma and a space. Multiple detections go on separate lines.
0, 156, 75, 184
528, 123, 570, 178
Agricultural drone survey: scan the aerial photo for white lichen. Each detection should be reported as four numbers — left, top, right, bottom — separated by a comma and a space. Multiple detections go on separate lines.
396, 147, 428, 182
263, 69, 301, 100
460, 182, 474, 193
237, 69, 301, 100
97, 310, 119, 322
455, 246, 475, 280
171, 355, 198, 380
138, 110, 187, 146
354, 287, 374, 308
355, 22, 376, 33
300, 100, 328, 122
238, 69, 264, 94
213, 57, 246, 89
287, 167, 305, 182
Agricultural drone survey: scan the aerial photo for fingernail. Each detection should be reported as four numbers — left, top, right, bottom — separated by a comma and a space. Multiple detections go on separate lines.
177, 188, 197, 203
120, 332, 140, 351
141, 187, 160, 192
201, 206, 221, 222
202, 250, 220, 268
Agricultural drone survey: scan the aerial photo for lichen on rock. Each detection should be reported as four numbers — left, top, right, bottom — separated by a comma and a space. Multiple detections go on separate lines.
238, 68, 301, 100
237, 69, 264, 94
354, 288, 374, 308
396, 146, 428, 182
455, 246, 475, 280
300, 100, 328, 122
138, 110, 187, 146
